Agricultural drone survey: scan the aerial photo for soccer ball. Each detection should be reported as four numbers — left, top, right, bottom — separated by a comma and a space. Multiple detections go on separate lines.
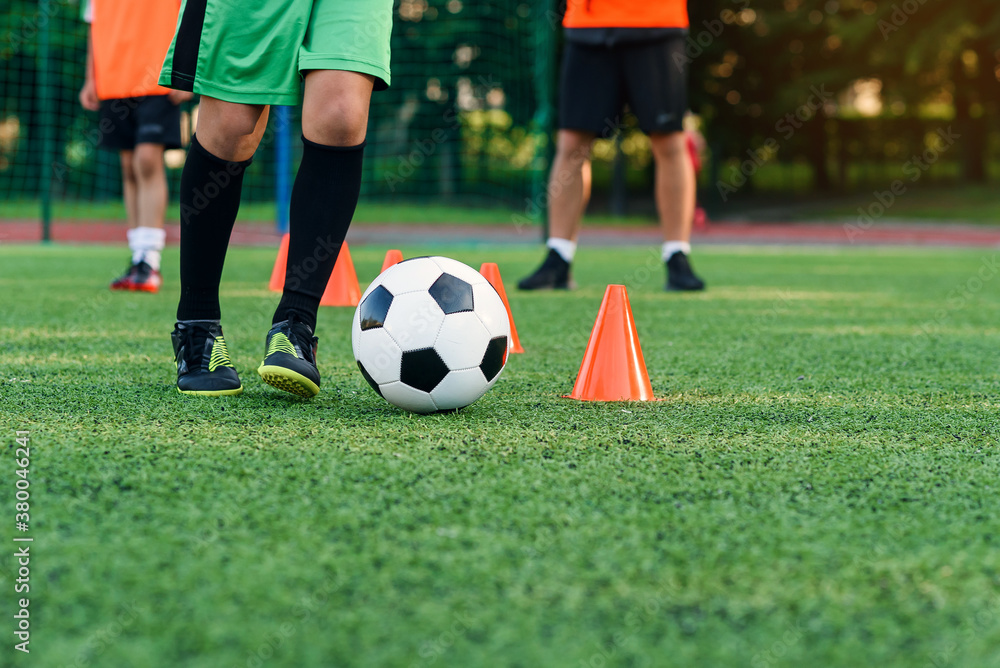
352, 256, 510, 413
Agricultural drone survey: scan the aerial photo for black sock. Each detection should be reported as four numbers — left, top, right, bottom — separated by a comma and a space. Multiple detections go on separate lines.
273, 137, 365, 332
176, 134, 252, 321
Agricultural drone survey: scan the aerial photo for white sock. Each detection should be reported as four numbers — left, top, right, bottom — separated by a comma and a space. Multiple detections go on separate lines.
662, 241, 691, 262
128, 226, 166, 270
547, 237, 577, 263
141, 250, 163, 272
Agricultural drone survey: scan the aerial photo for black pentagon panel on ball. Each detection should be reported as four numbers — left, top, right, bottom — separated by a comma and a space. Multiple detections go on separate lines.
480, 336, 508, 382
428, 273, 474, 315
400, 348, 450, 393
358, 285, 394, 331
357, 361, 383, 397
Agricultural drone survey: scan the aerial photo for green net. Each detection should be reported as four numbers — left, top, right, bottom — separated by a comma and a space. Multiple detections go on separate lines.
0, 0, 558, 228
5, 1, 1000, 233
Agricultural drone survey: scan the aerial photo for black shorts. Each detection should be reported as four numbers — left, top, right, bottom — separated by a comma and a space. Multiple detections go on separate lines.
558, 35, 687, 137
98, 95, 183, 151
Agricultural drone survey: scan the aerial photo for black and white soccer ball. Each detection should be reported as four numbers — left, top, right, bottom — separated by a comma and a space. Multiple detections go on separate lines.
352, 256, 510, 413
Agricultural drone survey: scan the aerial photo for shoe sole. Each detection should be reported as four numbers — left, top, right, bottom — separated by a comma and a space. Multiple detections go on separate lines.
665, 284, 706, 292
258, 365, 320, 398
176, 386, 243, 397
111, 283, 160, 293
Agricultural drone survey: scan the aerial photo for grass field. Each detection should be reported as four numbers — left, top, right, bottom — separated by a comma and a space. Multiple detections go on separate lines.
2, 243, 999, 667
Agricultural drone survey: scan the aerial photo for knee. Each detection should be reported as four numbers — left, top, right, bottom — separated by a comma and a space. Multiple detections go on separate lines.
555, 134, 594, 167
222, 107, 266, 140
133, 147, 164, 181
556, 146, 591, 168
306, 96, 369, 146
196, 102, 268, 160
120, 157, 137, 185
650, 132, 688, 162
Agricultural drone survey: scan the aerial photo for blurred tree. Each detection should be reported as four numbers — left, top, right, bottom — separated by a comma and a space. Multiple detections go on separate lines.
843, 2, 1000, 182
3, 0, 997, 205
688, 0, 1000, 194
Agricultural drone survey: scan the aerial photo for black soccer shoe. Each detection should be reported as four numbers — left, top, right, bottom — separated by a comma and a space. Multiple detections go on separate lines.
171, 320, 243, 396
257, 317, 321, 398
130, 260, 162, 293
665, 252, 706, 292
517, 248, 576, 290
111, 260, 162, 292
110, 263, 138, 291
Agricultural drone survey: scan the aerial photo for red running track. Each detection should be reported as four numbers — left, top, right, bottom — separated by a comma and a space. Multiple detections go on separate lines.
2, 220, 1000, 247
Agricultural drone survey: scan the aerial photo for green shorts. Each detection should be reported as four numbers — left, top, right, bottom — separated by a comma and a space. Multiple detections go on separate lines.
159, 0, 393, 105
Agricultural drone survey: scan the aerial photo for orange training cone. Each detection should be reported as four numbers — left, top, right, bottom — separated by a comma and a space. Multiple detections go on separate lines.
268, 233, 290, 292
479, 262, 524, 354
319, 242, 361, 307
564, 285, 655, 401
381, 249, 404, 273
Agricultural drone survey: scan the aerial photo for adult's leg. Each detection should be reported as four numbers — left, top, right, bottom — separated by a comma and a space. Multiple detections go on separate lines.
176, 97, 268, 320
649, 131, 695, 245
619, 35, 702, 289
548, 129, 596, 245
651, 131, 704, 290
516, 130, 594, 290
519, 36, 620, 290
271, 69, 373, 332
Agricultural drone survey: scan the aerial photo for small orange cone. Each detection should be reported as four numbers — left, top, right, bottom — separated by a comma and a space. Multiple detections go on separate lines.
381, 249, 404, 273
479, 262, 524, 353
268, 233, 290, 292
564, 285, 656, 401
270, 236, 360, 306
319, 242, 361, 307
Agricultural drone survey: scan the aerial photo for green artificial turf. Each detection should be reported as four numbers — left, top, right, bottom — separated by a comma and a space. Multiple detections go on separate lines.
1, 243, 999, 667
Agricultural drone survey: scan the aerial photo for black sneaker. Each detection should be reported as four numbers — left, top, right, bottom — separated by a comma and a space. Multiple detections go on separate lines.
665, 251, 705, 291
111, 261, 162, 293
517, 248, 576, 290
110, 263, 138, 291
130, 260, 162, 293
257, 317, 320, 398
171, 321, 243, 396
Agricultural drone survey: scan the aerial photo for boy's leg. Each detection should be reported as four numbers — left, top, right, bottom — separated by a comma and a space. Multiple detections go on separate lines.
176, 98, 267, 321
120, 150, 138, 227
133, 143, 167, 232
274, 69, 372, 329
126, 142, 168, 291
159, 0, 316, 396
115, 96, 182, 291
171, 98, 267, 396
257, 70, 373, 398
110, 150, 141, 290
99, 100, 144, 291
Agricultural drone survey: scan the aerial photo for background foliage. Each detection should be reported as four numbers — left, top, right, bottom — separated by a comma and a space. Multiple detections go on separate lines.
1, 0, 998, 217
